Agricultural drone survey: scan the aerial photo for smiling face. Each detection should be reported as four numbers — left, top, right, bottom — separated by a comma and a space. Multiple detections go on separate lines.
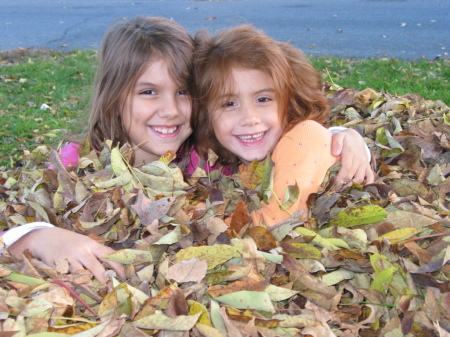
121, 59, 192, 165
210, 68, 284, 165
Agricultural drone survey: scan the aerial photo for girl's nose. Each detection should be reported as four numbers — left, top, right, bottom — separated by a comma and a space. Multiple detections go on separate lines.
240, 105, 260, 126
158, 96, 180, 118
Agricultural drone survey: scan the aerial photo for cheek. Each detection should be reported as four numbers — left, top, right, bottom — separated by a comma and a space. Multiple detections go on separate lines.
183, 99, 192, 118
120, 105, 132, 130
211, 114, 230, 140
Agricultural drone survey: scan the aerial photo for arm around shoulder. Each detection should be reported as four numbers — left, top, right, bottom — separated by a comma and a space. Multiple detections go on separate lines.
253, 120, 337, 227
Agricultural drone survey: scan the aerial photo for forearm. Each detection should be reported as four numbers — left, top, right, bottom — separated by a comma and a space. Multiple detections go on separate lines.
1, 222, 54, 254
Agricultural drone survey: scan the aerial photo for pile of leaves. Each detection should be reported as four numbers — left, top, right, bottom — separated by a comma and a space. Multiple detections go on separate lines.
0, 86, 449, 337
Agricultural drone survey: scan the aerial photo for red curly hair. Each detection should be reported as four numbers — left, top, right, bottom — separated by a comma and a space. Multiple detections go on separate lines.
191, 25, 330, 166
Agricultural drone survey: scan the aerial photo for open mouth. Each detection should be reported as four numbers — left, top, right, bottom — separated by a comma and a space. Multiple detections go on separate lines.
151, 126, 179, 135
237, 132, 265, 143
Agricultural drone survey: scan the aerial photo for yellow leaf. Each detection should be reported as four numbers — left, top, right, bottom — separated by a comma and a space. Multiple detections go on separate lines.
189, 300, 212, 326
240, 159, 264, 190
111, 147, 128, 176
175, 245, 241, 269
159, 150, 177, 164
376, 227, 421, 245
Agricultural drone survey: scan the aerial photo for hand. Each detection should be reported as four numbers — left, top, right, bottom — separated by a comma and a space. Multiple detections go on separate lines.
331, 128, 375, 185
8, 227, 125, 282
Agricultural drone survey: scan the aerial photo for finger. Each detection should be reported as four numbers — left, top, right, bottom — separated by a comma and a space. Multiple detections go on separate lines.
365, 167, 375, 184
335, 165, 351, 183
95, 246, 126, 279
101, 259, 125, 279
68, 260, 85, 274
78, 254, 108, 283
331, 132, 345, 156
351, 168, 366, 184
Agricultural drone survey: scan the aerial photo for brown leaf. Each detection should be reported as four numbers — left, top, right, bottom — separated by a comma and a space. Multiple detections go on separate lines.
166, 287, 189, 317
403, 241, 432, 265
168, 258, 207, 283
131, 189, 175, 226
229, 200, 252, 236
208, 278, 269, 298
247, 227, 278, 251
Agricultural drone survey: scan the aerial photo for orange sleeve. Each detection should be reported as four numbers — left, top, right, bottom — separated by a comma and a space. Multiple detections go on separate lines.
252, 120, 338, 227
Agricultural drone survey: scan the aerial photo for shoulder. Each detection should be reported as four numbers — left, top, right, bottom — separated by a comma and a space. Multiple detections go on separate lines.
283, 120, 331, 142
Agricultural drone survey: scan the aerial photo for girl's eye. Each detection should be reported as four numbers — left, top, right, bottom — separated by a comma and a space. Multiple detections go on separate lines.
223, 101, 237, 108
178, 89, 189, 96
139, 89, 156, 95
257, 97, 272, 103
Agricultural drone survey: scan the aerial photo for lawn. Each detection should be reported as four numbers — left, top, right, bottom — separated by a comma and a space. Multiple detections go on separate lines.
0, 48, 449, 168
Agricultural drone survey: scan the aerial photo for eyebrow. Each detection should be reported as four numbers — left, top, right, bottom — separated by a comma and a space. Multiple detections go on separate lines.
134, 82, 158, 89
217, 88, 275, 99
255, 88, 275, 95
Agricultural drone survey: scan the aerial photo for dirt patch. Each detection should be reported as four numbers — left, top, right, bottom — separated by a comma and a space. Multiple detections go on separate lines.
0, 47, 68, 64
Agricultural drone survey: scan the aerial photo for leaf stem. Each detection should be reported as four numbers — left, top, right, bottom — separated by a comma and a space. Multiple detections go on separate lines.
270, 188, 292, 216
361, 301, 395, 308
52, 280, 98, 317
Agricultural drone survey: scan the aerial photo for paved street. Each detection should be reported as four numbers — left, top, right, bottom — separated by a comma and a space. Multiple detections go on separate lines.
0, 0, 449, 59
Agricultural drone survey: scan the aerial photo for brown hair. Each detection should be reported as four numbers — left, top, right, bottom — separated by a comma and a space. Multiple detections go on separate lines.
191, 25, 329, 166
89, 16, 194, 152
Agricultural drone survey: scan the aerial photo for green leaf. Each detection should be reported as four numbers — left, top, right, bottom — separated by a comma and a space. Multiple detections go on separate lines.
376, 127, 388, 146
214, 291, 275, 313
4, 272, 46, 285
444, 111, 450, 125
370, 267, 397, 294
259, 155, 274, 193
102, 249, 153, 264
329, 206, 387, 227
262, 167, 275, 205
369, 254, 409, 297
281, 182, 299, 210
295, 227, 349, 250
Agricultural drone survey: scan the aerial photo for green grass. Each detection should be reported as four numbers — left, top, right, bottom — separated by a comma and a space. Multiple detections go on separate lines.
0, 50, 96, 168
0, 49, 449, 168
312, 57, 450, 103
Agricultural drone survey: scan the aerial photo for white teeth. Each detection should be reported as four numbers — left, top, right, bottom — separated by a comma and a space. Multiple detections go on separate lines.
153, 126, 178, 134
237, 132, 265, 142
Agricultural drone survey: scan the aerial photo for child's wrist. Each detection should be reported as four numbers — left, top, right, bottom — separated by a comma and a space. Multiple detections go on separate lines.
2, 222, 55, 248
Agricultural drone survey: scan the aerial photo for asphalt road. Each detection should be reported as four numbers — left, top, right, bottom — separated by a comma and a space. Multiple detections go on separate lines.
1, 0, 449, 60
